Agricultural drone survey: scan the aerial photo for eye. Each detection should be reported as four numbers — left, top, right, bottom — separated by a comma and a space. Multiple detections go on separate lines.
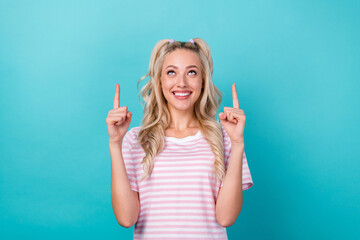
167, 70, 175, 76
188, 70, 197, 76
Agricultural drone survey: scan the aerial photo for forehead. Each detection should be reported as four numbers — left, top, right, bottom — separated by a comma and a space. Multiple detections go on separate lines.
163, 49, 201, 67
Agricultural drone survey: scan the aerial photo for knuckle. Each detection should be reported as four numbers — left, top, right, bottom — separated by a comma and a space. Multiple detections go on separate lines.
118, 106, 128, 112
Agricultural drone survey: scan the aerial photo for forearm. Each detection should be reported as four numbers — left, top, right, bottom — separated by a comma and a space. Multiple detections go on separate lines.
215, 142, 244, 227
109, 141, 139, 228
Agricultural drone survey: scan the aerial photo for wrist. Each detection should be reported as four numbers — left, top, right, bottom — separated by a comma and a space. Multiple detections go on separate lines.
231, 141, 244, 149
231, 136, 244, 145
109, 140, 122, 147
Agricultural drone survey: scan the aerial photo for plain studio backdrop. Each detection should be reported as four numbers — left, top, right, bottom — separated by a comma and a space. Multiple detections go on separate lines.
0, 0, 359, 239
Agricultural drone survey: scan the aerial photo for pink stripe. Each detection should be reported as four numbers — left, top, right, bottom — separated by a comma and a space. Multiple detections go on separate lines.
136, 224, 222, 230
129, 148, 210, 153
149, 169, 215, 174
141, 193, 214, 202
135, 238, 224, 240
136, 218, 218, 224
146, 175, 218, 180
135, 230, 225, 235
141, 186, 214, 191
155, 156, 214, 161
139, 199, 215, 208
153, 162, 214, 168
140, 199, 215, 205
140, 187, 215, 194
140, 206, 214, 211
163, 143, 211, 149
159, 152, 212, 157
140, 181, 218, 190
140, 212, 215, 218
140, 187, 218, 197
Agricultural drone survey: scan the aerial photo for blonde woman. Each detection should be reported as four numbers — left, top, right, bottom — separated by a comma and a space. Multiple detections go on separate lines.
106, 38, 253, 239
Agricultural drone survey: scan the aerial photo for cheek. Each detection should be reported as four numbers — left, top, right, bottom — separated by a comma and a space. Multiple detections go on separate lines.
160, 79, 174, 100
191, 78, 203, 90
161, 80, 172, 93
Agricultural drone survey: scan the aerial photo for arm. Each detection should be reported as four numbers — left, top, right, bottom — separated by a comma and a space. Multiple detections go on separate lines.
109, 141, 140, 228
215, 142, 244, 227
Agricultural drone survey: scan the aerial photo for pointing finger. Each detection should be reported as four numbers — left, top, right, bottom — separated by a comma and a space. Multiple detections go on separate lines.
232, 83, 240, 109
113, 83, 120, 109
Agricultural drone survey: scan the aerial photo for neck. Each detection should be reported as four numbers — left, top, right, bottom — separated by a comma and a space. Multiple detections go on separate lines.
167, 105, 200, 131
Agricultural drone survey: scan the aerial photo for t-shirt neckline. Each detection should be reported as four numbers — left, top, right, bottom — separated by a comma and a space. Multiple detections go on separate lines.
164, 130, 202, 142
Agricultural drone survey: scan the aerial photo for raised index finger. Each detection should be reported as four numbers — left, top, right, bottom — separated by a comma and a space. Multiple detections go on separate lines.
232, 83, 240, 109
113, 83, 120, 109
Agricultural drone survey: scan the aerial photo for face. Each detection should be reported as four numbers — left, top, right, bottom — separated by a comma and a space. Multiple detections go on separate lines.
160, 49, 203, 113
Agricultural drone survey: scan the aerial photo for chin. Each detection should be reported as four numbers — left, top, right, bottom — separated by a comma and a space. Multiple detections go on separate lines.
167, 102, 195, 112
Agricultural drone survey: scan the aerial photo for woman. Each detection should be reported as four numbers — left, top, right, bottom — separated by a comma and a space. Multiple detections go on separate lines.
106, 38, 253, 239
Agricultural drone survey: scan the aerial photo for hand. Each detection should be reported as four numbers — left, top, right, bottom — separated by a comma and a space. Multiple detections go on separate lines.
106, 83, 132, 144
219, 83, 246, 144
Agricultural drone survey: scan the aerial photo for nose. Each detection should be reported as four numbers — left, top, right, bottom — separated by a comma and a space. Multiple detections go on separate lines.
177, 72, 188, 87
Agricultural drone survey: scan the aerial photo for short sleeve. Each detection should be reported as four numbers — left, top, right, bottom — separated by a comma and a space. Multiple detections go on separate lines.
220, 124, 254, 190
121, 128, 139, 192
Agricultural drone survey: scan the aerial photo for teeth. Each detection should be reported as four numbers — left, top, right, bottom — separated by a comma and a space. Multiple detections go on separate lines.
174, 92, 191, 96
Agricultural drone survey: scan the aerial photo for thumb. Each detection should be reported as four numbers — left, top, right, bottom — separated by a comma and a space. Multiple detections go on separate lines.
219, 112, 226, 120
126, 111, 132, 122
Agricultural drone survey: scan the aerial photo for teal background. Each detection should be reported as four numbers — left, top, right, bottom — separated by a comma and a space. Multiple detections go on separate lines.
1, 0, 359, 239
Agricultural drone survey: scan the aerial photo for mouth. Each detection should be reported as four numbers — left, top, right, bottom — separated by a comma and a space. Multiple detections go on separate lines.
172, 91, 192, 100
172, 91, 192, 97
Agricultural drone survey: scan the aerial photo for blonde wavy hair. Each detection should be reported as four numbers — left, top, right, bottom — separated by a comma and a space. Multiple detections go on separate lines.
136, 38, 226, 183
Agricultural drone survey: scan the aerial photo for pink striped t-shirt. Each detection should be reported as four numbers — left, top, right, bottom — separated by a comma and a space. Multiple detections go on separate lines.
121, 124, 253, 239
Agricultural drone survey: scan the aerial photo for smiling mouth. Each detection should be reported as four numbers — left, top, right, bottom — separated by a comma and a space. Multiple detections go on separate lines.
172, 91, 192, 97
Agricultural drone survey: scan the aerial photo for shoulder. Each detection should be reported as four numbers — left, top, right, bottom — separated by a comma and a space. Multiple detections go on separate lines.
123, 126, 142, 145
126, 126, 141, 137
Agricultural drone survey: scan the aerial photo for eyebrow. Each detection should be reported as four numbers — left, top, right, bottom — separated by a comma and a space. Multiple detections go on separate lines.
165, 65, 199, 70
